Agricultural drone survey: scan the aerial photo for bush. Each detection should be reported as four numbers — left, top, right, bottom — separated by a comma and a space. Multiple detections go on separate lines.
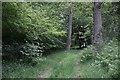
80, 40, 119, 78
20, 41, 44, 63
2, 43, 23, 60
80, 45, 94, 63
3, 41, 44, 64
93, 40, 119, 78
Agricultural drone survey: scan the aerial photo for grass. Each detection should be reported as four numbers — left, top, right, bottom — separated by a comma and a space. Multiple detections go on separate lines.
2, 50, 68, 78
2, 49, 113, 78
80, 60, 110, 78
49, 51, 79, 78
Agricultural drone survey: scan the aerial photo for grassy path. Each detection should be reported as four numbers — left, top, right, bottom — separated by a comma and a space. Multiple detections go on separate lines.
3, 49, 109, 78
3, 50, 82, 78
38, 51, 71, 78
74, 58, 81, 78
38, 50, 81, 78
38, 67, 53, 78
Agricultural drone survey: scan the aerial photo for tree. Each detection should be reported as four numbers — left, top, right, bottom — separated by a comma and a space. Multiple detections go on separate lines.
66, 3, 72, 50
2, 2, 67, 49
2, 2, 68, 59
72, 3, 93, 48
93, 1, 103, 47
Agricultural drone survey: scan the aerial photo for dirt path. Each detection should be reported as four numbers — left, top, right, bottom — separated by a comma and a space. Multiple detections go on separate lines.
37, 53, 69, 78
59, 54, 81, 78
37, 53, 81, 78
38, 67, 53, 78
74, 58, 81, 78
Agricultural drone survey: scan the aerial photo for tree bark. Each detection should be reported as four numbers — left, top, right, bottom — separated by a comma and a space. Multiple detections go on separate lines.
93, 1, 103, 47
66, 4, 72, 50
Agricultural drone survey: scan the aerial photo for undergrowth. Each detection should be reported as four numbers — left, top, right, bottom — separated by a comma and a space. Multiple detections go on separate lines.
80, 40, 119, 78
2, 40, 119, 78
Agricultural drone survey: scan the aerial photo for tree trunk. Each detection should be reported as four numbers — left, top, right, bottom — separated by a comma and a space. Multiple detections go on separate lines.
93, 1, 103, 47
66, 4, 72, 50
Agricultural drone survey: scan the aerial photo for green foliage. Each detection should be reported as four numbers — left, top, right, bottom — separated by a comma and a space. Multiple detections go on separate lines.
2, 2, 120, 78
80, 40, 119, 78
49, 51, 79, 78
80, 45, 94, 63
2, 2, 67, 49
2, 3, 27, 43
2, 41, 44, 63
20, 41, 44, 57
80, 60, 110, 78
102, 3, 119, 41
2, 2, 69, 61
20, 41, 44, 63
2, 50, 70, 78
2, 2, 95, 49
72, 3, 93, 46
93, 40, 119, 78
3, 48, 119, 78
112, 2, 120, 15
2, 43, 23, 60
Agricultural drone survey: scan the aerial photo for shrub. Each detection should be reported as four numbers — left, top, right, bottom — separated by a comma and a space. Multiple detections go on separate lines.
93, 40, 119, 78
20, 41, 44, 63
80, 40, 119, 78
2, 43, 23, 60
80, 45, 94, 63
3, 41, 44, 64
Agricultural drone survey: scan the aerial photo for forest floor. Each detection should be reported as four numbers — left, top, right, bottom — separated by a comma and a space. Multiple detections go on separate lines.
2, 49, 110, 78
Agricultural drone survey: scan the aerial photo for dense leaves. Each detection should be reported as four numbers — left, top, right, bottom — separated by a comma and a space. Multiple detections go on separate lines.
80, 40, 119, 78
2, 2, 68, 60
2, 2, 67, 47
72, 3, 93, 47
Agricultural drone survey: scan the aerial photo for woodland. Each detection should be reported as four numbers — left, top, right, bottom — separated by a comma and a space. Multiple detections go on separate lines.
2, 1, 120, 79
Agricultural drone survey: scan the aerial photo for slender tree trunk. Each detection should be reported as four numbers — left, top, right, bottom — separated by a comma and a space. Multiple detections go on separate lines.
93, 1, 103, 47
66, 4, 72, 50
